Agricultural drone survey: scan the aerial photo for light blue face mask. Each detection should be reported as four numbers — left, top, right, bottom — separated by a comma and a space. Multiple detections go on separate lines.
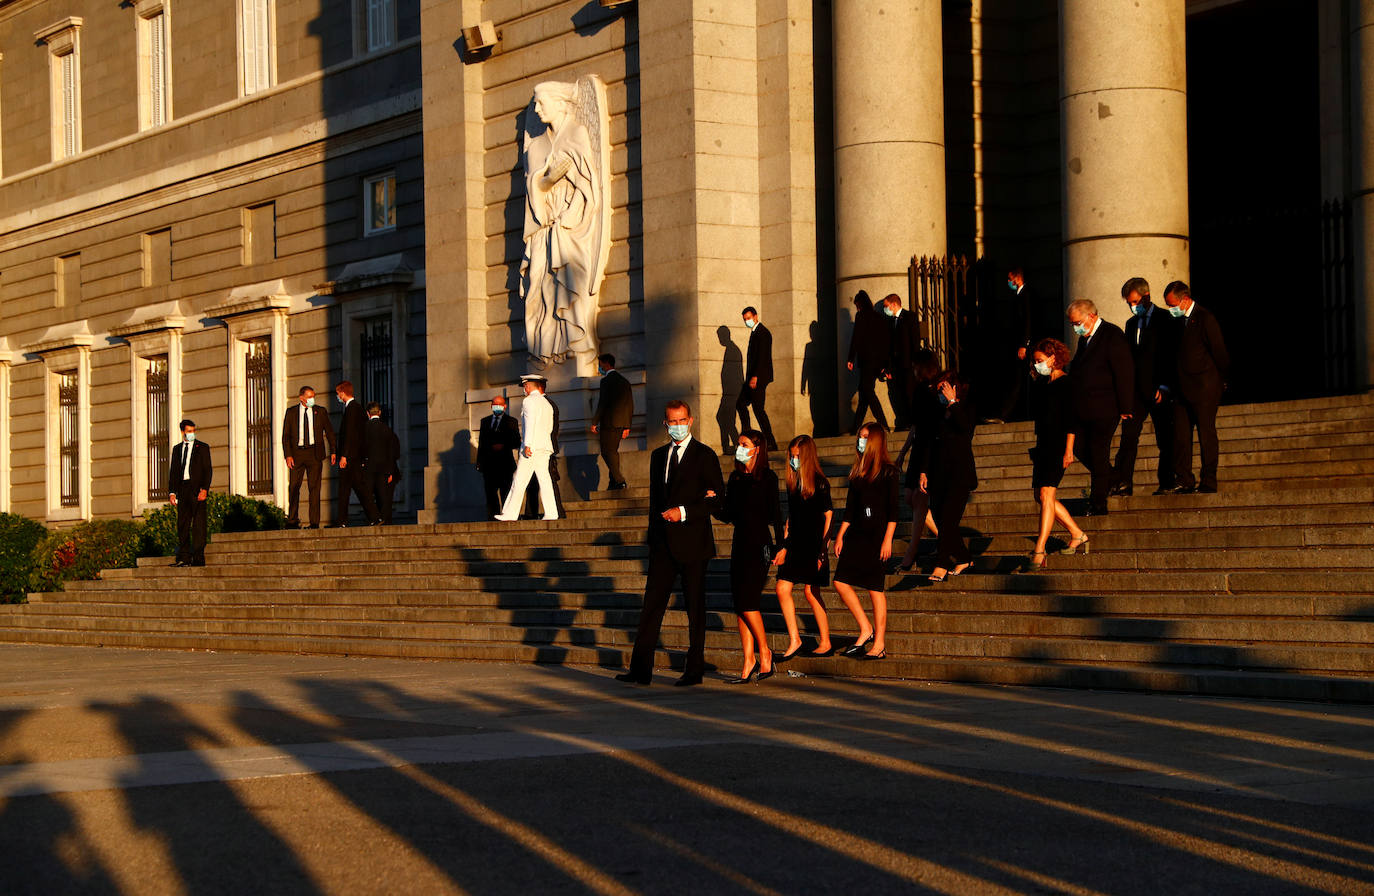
184, 432, 196, 443
667, 423, 690, 442
735, 445, 753, 464
1007, 279, 1017, 291
882, 305, 895, 318
1167, 304, 1186, 318
938, 392, 950, 406
491, 405, 504, 415
1132, 301, 1149, 316
745, 319, 757, 330
304, 396, 316, 408
789, 456, 800, 471
1072, 322, 1089, 337
1034, 360, 1052, 376
857, 437, 868, 454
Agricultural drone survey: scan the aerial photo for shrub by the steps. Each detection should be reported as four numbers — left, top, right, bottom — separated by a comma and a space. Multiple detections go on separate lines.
0, 514, 48, 603
139, 493, 287, 557
29, 520, 143, 593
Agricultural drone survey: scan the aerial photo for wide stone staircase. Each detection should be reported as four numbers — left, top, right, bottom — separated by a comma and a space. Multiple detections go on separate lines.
2, 392, 1373, 701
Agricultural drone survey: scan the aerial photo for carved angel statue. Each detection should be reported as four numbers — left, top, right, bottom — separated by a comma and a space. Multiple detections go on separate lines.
520, 76, 611, 375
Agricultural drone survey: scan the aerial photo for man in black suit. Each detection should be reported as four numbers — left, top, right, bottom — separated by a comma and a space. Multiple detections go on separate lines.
735, 306, 777, 450
282, 385, 336, 529
989, 268, 1037, 423
1066, 299, 1134, 516
881, 293, 920, 429
845, 290, 890, 433
333, 380, 379, 526
591, 353, 633, 490
617, 400, 725, 687
167, 419, 213, 567
1111, 278, 1179, 497
1163, 281, 1230, 494
362, 402, 401, 525
475, 394, 520, 519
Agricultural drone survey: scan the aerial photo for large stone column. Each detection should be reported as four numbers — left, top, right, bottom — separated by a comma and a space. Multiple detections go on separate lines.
832, 1, 945, 420
1354, 0, 1374, 387
1060, 0, 1188, 329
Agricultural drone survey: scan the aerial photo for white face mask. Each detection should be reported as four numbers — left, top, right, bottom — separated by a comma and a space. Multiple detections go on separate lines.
304, 396, 315, 408
184, 432, 196, 443
1034, 360, 1052, 377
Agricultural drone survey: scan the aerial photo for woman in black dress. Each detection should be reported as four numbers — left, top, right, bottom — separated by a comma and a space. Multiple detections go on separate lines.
896, 349, 943, 571
773, 435, 834, 658
1026, 337, 1088, 570
920, 372, 978, 582
714, 429, 783, 683
833, 422, 899, 660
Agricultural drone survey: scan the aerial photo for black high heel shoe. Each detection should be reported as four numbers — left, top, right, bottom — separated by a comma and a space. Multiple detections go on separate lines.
777, 646, 803, 663
757, 656, 775, 681
842, 636, 874, 657
726, 662, 758, 684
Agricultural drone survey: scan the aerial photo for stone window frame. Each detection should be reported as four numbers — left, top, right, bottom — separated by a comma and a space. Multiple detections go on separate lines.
35, 17, 84, 162
237, 0, 275, 98
362, 172, 397, 237
207, 292, 289, 507
356, 0, 397, 56
111, 318, 184, 515
0, 343, 13, 515
134, 0, 173, 131
25, 335, 93, 523
0, 52, 6, 179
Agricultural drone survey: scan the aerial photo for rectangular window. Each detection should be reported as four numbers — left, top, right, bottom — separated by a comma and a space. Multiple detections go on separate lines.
364, 173, 396, 236
58, 370, 80, 508
360, 316, 393, 425
143, 229, 172, 286
243, 202, 276, 265
240, 0, 272, 96
139, 8, 170, 129
57, 253, 80, 308
366, 0, 396, 52
146, 356, 170, 501
245, 337, 273, 495
57, 50, 79, 158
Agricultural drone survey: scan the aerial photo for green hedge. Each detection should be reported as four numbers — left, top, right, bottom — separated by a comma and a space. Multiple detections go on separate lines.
0, 494, 287, 600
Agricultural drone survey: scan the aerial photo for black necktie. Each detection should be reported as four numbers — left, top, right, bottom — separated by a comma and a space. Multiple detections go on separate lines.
667, 444, 681, 483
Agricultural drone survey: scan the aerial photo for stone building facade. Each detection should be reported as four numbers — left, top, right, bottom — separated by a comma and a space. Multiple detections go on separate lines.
2, 0, 1372, 524
0, 0, 427, 525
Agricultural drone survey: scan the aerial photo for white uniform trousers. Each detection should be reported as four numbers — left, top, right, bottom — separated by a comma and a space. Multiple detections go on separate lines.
496, 448, 558, 520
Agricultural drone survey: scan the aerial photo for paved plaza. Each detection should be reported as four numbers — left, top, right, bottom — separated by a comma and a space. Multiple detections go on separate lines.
1, 645, 1373, 894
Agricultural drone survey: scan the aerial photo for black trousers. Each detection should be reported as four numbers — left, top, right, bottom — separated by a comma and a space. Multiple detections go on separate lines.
886, 372, 915, 429
1113, 395, 1175, 490
628, 546, 708, 681
998, 355, 1032, 421
286, 452, 324, 526
930, 485, 972, 568
1174, 389, 1221, 490
853, 366, 889, 431
174, 489, 208, 565
482, 467, 514, 519
599, 426, 626, 486
1076, 416, 1121, 513
736, 382, 775, 445
336, 460, 379, 524
367, 470, 396, 524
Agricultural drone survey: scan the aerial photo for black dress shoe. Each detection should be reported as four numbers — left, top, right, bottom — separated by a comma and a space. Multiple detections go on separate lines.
1153, 485, 1182, 495
608, 481, 628, 491
1177, 486, 1198, 495
673, 675, 703, 687
170, 560, 188, 568
614, 672, 650, 685
1109, 484, 1133, 497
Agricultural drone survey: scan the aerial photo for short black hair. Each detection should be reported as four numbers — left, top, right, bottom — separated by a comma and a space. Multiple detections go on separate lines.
1121, 277, 1150, 299
597, 353, 615, 368
179, 419, 196, 432
1163, 280, 1190, 300
298, 385, 314, 396
366, 402, 382, 415
741, 306, 758, 317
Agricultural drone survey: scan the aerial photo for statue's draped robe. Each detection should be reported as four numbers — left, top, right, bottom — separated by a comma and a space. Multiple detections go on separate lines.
521, 121, 600, 366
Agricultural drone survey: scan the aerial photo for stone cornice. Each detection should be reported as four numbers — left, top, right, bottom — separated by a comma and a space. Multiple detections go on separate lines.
109, 315, 186, 339
316, 253, 415, 296
33, 16, 82, 44
206, 284, 291, 321
23, 324, 94, 356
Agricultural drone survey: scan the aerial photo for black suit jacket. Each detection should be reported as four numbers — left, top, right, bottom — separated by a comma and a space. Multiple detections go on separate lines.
1123, 303, 1180, 404
167, 441, 213, 496
647, 438, 725, 563
847, 306, 891, 370
281, 404, 336, 460
476, 413, 520, 474
336, 400, 368, 462
362, 417, 400, 477
745, 323, 774, 385
595, 370, 634, 429
1175, 304, 1229, 404
1070, 320, 1135, 421
921, 400, 979, 492
887, 310, 920, 376
1009, 284, 1037, 349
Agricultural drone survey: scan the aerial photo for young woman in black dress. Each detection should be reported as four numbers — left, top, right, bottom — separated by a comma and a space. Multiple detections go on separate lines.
714, 429, 784, 682
920, 372, 978, 582
833, 422, 899, 660
773, 435, 834, 658
1026, 338, 1088, 570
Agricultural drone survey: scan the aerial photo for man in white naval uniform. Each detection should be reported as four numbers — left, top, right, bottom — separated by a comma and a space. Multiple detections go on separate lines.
495, 374, 560, 521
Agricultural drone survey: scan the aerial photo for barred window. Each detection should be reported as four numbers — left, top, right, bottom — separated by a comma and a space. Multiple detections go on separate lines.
146, 356, 170, 501
360, 316, 393, 425
58, 370, 79, 507
245, 338, 273, 495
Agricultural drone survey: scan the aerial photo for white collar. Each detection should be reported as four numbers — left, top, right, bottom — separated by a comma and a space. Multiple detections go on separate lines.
1086, 317, 1102, 339
1015, 283, 1024, 294
670, 435, 693, 451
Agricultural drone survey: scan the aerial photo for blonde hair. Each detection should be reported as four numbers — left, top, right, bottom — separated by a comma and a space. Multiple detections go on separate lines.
786, 435, 824, 499
849, 422, 893, 483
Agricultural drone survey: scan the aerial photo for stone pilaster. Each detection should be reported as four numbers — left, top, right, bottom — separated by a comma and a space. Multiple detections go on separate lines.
832, 0, 945, 422
1060, 0, 1189, 329
1354, 0, 1374, 386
